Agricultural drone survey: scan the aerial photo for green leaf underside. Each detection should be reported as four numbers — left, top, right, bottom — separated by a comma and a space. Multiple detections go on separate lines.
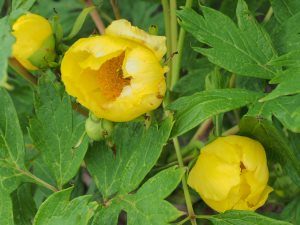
248, 95, 300, 132
168, 89, 262, 137
270, 0, 300, 23
29, 74, 88, 189
0, 88, 27, 193
177, 0, 277, 79
239, 116, 300, 179
0, 17, 15, 86
92, 167, 184, 225
33, 187, 97, 225
0, 188, 14, 225
85, 117, 173, 199
204, 210, 292, 225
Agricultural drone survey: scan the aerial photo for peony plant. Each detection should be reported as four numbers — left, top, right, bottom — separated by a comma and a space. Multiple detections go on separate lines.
0, 0, 299, 225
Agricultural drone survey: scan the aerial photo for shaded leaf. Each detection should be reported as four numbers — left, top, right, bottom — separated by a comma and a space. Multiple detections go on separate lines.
270, 0, 300, 23
281, 197, 300, 224
168, 89, 262, 137
11, 184, 36, 225
0, 188, 14, 225
33, 188, 97, 225
177, 0, 277, 79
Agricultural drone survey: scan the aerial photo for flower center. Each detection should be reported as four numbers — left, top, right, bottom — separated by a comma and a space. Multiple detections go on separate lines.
97, 52, 131, 100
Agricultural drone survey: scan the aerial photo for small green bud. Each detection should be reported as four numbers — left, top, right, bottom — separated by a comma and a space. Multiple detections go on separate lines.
85, 115, 114, 141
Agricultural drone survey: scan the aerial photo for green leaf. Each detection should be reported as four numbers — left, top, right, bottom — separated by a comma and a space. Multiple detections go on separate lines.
248, 95, 300, 132
268, 50, 300, 67
29, 74, 89, 189
272, 12, 300, 54
92, 167, 184, 225
260, 69, 300, 101
201, 210, 292, 225
11, 184, 37, 225
0, 17, 15, 86
168, 89, 262, 137
33, 188, 97, 225
12, 0, 36, 11
281, 197, 300, 224
63, 6, 95, 41
177, 0, 277, 79
0, 88, 27, 192
270, 0, 300, 23
85, 117, 173, 199
0, 188, 14, 225
239, 116, 300, 179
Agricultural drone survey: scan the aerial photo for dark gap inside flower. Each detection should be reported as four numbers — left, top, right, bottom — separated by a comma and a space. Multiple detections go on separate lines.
240, 162, 246, 172
97, 51, 131, 100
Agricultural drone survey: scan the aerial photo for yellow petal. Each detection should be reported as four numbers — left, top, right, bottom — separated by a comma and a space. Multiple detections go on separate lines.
105, 19, 166, 60
61, 35, 166, 122
12, 13, 54, 70
188, 152, 240, 201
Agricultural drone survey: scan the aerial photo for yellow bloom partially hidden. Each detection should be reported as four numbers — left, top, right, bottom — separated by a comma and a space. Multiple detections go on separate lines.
12, 13, 56, 70
61, 19, 167, 122
188, 135, 273, 212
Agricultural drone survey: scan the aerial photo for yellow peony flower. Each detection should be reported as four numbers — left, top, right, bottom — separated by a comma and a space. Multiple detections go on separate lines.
12, 13, 56, 70
188, 135, 273, 212
61, 19, 167, 122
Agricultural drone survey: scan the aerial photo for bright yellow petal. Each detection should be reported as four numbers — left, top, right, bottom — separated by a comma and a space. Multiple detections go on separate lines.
188, 152, 240, 202
12, 13, 53, 70
105, 19, 166, 60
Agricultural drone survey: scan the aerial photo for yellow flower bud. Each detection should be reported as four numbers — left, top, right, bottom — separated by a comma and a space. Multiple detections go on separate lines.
12, 13, 56, 70
188, 135, 273, 212
61, 19, 167, 122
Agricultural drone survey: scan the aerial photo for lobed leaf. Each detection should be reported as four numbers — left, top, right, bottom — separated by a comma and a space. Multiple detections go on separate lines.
177, 0, 277, 79
248, 95, 300, 132
33, 188, 97, 225
29, 74, 89, 189
92, 167, 184, 225
168, 89, 262, 137
85, 117, 173, 199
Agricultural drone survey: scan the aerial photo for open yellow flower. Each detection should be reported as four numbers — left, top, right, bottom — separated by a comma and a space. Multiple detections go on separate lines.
61, 19, 167, 122
12, 13, 56, 70
188, 135, 272, 212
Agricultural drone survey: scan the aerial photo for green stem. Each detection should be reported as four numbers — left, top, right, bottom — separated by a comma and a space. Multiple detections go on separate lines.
19, 169, 58, 192
171, 0, 193, 90
214, 114, 223, 137
263, 7, 273, 24
173, 138, 197, 225
222, 125, 239, 136
170, 0, 178, 89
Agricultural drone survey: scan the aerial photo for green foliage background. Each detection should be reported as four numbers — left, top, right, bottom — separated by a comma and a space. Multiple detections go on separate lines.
0, 0, 300, 224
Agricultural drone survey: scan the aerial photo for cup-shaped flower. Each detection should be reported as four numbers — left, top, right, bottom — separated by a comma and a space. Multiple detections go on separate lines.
61, 19, 167, 122
188, 135, 273, 212
12, 13, 56, 70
